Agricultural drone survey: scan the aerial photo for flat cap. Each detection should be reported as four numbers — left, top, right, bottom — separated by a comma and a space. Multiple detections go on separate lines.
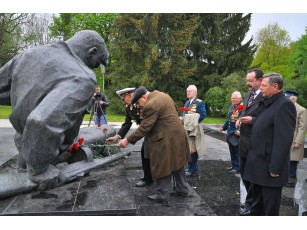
284, 90, 299, 97
131, 86, 148, 104
116, 87, 135, 98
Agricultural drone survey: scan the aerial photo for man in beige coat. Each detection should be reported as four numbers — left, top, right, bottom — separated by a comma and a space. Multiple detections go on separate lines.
118, 86, 191, 204
285, 90, 307, 187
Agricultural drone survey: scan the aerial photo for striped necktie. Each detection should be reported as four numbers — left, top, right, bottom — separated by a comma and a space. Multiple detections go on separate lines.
248, 91, 255, 106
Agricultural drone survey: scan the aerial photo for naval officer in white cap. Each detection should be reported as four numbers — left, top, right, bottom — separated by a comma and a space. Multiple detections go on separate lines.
106, 87, 153, 187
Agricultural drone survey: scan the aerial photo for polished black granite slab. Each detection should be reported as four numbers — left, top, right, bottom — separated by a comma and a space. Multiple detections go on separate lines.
1, 163, 136, 216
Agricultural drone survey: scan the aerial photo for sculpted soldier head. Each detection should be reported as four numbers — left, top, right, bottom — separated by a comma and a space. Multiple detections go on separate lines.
66, 30, 109, 69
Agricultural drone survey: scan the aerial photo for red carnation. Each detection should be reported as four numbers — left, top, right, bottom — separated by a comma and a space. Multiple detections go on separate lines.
180, 107, 188, 112
103, 128, 108, 132
98, 123, 102, 127
69, 146, 73, 152
236, 105, 245, 111
72, 143, 79, 151
78, 137, 85, 145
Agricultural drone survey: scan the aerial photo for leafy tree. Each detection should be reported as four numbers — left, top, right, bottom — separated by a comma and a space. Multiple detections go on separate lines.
205, 72, 247, 116
49, 13, 119, 94
49, 13, 74, 40
49, 13, 118, 45
20, 13, 55, 49
188, 13, 255, 94
291, 31, 307, 77
285, 31, 307, 108
0, 13, 29, 67
0, 13, 56, 67
251, 22, 295, 78
203, 86, 225, 117
109, 13, 199, 112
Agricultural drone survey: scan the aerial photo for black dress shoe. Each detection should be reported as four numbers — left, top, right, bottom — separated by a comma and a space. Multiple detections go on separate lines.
147, 194, 169, 205
135, 180, 147, 187
228, 169, 240, 174
240, 208, 251, 216
148, 194, 164, 201
285, 177, 297, 187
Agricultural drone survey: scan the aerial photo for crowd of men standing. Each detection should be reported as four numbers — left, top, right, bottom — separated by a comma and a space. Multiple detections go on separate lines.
113, 68, 306, 216
224, 69, 307, 216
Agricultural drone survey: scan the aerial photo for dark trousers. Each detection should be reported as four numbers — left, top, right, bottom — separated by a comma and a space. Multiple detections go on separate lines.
141, 142, 153, 184
240, 156, 253, 210
187, 152, 198, 173
228, 144, 239, 171
155, 166, 189, 201
289, 161, 298, 178
250, 184, 282, 216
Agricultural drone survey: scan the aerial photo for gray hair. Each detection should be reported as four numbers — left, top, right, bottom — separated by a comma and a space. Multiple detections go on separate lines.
232, 91, 242, 99
187, 85, 197, 93
263, 72, 284, 89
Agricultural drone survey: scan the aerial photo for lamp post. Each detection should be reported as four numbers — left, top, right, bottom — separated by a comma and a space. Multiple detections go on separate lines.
100, 64, 105, 93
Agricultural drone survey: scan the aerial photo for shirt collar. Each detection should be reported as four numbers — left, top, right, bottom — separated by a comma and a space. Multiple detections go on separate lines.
254, 89, 261, 97
189, 97, 196, 103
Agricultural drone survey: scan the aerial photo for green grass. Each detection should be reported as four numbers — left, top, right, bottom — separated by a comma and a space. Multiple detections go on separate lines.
203, 117, 225, 124
0, 105, 12, 119
1, 105, 225, 124
83, 111, 125, 122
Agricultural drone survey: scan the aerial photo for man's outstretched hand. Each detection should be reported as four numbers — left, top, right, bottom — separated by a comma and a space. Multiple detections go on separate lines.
118, 138, 129, 148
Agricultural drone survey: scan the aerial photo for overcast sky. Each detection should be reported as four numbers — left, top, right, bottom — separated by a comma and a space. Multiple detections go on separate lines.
4, 1, 307, 44
246, 13, 307, 43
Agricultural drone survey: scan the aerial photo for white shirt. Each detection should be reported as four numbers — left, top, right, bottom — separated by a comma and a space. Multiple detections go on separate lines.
254, 89, 261, 98
189, 97, 196, 105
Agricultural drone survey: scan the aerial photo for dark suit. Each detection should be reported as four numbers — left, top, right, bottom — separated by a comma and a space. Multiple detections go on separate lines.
117, 104, 142, 138
243, 91, 296, 215
117, 104, 153, 184
239, 90, 263, 210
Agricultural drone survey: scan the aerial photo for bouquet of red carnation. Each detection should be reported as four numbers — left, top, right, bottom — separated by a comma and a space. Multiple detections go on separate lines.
180, 107, 188, 112
69, 137, 85, 152
180, 106, 192, 112
235, 104, 245, 111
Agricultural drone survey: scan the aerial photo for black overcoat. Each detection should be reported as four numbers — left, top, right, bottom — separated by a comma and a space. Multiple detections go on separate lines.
117, 104, 142, 138
243, 91, 296, 187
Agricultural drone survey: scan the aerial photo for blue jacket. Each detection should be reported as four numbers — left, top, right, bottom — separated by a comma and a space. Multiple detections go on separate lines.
182, 98, 206, 123
222, 102, 243, 134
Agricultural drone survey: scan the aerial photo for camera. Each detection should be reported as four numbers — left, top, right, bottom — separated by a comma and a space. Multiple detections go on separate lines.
94, 91, 101, 101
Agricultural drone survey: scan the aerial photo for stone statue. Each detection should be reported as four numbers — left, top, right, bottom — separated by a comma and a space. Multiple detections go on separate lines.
0, 30, 109, 188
